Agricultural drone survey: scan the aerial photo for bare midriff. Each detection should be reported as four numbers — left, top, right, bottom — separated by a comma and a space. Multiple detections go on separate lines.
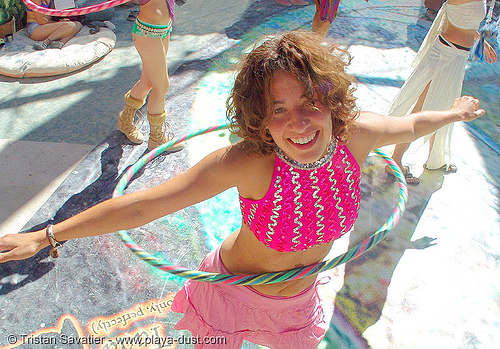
220, 224, 335, 297
138, 0, 172, 26
442, 20, 477, 48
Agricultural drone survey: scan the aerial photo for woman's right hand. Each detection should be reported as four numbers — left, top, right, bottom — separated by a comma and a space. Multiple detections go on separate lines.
0, 230, 47, 263
484, 40, 498, 64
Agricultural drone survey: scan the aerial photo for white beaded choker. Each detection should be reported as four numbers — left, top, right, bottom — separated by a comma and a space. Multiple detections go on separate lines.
274, 137, 338, 170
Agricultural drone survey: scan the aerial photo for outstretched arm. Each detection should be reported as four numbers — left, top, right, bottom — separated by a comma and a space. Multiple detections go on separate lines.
350, 95, 485, 157
0, 146, 240, 263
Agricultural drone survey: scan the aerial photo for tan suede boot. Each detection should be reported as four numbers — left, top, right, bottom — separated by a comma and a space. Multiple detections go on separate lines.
147, 111, 185, 152
117, 90, 146, 144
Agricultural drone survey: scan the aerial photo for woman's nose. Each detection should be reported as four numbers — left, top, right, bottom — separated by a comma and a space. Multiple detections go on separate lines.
289, 108, 310, 129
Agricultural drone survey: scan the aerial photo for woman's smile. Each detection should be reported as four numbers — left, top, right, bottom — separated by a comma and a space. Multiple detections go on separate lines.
267, 71, 333, 164
288, 130, 319, 149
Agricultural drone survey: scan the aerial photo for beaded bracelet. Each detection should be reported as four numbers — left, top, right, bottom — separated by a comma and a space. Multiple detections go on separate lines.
46, 224, 62, 258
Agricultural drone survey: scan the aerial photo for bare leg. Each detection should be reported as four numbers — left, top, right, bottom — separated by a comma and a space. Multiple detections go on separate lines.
392, 82, 431, 168
57, 22, 82, 45
117, 32, 168, 145
128, 64, 153, 102
312, 11, 333, 37
130, 32, 182, 151
388, 82, 432, 184
391, 143, 410, 171
31, 21, 82, 46
410, 81, 455, 171
428, 133, 435, 155
130, 33, 170, 114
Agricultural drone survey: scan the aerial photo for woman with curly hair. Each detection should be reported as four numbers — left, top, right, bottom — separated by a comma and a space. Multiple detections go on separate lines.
0, 31, 485, 348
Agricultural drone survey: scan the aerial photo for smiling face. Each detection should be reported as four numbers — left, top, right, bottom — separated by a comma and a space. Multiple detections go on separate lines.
267, 71, 333, 164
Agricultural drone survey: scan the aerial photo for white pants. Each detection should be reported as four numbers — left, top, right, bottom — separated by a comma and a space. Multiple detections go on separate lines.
388, 38, 470, 169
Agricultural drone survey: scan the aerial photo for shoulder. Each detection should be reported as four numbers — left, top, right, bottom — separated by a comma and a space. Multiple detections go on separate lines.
215, 140, 270, 169
207, 140, 274, 187
354, 110, 383, 124
345, 111, 386, 166
222, 140, 275, 199
352, 111, 386, 138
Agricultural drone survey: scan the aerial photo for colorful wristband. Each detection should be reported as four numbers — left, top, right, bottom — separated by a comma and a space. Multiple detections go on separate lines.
46, 224, 61, 258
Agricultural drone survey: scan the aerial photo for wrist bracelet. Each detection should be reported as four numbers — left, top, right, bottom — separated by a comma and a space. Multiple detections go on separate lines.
46, 224, 62, 258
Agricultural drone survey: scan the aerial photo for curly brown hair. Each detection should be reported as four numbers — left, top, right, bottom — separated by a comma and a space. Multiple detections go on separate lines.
227, 31, 358, 155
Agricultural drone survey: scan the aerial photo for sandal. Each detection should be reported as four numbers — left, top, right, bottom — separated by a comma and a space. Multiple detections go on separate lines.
402, 166, 420, 185
423, 164, 457, 173
33, 41, 49, 50
386, 165, 419, 185
48, 40, 64, 49
89, 25, 101, 35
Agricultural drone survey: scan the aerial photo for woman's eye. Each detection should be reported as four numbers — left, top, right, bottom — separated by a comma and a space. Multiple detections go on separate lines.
274, 107, 285, 114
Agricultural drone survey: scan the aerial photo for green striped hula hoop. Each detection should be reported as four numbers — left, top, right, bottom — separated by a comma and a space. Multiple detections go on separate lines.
113, 124, 408, 285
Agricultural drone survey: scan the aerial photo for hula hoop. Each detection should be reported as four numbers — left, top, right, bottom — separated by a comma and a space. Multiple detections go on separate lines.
113, 124, 408, 285
21, 0, 130, 17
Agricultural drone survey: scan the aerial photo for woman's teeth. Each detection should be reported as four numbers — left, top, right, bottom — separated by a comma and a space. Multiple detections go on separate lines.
290, 132, 316, 145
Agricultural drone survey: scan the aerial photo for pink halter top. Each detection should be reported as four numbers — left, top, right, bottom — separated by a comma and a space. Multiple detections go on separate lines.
240, 139, 361, 252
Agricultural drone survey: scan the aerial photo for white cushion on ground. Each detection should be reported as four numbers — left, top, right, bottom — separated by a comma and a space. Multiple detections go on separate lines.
0, 27, 116, 78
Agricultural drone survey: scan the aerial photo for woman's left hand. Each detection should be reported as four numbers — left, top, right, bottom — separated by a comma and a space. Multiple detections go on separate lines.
484, 40, 498, 64
451, 96, 485, 122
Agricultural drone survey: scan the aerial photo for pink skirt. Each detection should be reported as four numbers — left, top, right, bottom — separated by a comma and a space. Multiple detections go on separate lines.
171, 246, 328, 348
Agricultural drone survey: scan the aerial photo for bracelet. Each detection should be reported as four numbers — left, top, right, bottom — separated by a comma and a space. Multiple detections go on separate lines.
46, 224, 62, 258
